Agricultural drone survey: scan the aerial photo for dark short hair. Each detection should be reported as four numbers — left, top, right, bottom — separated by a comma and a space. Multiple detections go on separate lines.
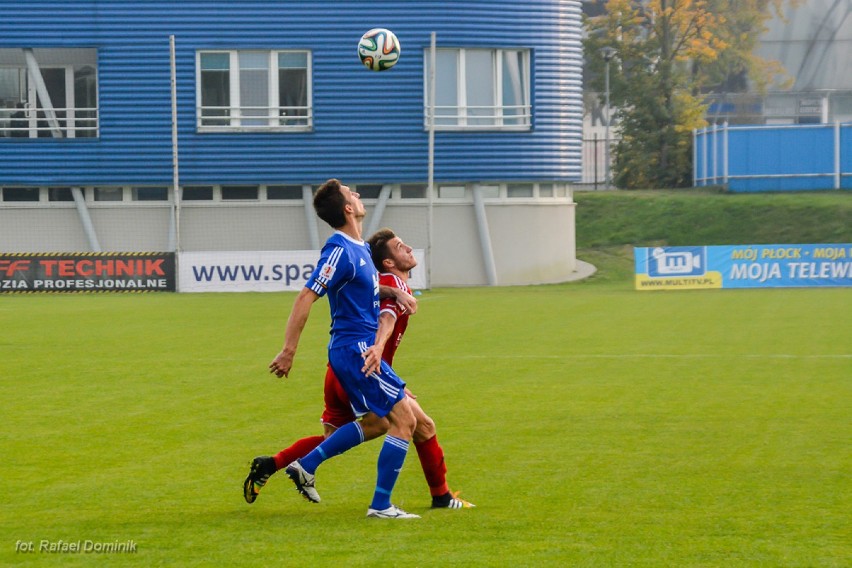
313, 178, 347, 228
367, 228, 397, 272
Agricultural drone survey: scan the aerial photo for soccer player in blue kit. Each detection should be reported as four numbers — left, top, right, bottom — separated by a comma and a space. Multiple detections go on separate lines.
268, 178, 420, 519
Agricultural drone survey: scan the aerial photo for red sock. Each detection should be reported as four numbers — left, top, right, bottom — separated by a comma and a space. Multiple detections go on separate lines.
273, 435, 325, 471
414, 435, 449, 497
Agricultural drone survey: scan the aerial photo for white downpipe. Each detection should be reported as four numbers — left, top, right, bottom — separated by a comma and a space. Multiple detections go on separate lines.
303, 185, 320, 250
472, 186, 497, 286
366, 184, 392, 238
71, 187, 101, 252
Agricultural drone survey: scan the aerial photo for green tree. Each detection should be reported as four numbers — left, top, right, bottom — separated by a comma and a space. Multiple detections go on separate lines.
585, 0, 793, 189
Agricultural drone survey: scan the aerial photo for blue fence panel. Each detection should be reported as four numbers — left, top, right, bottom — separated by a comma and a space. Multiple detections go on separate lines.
695, 123, 852, 192
841, 125, 852, 190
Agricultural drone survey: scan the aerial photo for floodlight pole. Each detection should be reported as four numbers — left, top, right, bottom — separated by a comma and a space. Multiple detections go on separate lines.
600, 47, 616, 190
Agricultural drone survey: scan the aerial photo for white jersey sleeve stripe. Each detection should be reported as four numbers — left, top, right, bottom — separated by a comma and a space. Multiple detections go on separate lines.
316, 246, 344, 287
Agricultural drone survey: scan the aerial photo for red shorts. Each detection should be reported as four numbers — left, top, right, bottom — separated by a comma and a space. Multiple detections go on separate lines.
320, 364, 356, 428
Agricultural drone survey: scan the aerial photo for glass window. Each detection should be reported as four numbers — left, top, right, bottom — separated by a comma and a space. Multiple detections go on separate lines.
466, 50, 495, 126
425, 48, 530, 130
239, 52, 269, 127
355, 184, 383, 199
507, 183, 533, 198
221, 185, 258, 200
48, 187, 74, 201
198, 50, 311, 131
0, 48, 98, 138
539, 183, 554, 197
132, 187, 168, 201
831, 95, 852, 122
0, 70, 23, 138
2, 187, 39, 201
502, 50, 529, 126
94, 187, 123, 201
267, 185, 302, 200
182, 186, 214, 200
278, 53, 309, 126
200, 53, 230, 127
400, 184, 427, 199
439, 185, 466, 199
36, 68, 66, 138
434, 50, 458, 127
74, 65, 98, 137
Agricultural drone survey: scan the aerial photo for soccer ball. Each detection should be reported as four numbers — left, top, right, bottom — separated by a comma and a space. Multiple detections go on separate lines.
358, 28, 401, 71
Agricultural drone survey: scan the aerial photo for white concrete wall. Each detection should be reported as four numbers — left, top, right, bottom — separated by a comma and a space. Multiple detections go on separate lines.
0, 200, 577, 287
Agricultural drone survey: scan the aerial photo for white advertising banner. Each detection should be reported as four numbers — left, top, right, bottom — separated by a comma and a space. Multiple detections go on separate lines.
180, 250, 427, 293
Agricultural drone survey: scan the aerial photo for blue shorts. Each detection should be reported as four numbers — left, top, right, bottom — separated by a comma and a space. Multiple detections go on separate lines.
328, 340, 406, 419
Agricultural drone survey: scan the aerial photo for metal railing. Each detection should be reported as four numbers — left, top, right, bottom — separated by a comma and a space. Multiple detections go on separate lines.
0, 106, 99, 138
197, 105, 313, 129
423, 104, 531, 128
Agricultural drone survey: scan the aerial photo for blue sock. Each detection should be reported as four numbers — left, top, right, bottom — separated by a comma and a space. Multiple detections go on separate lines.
299, 422, 364, 474
369, 435, 410, 511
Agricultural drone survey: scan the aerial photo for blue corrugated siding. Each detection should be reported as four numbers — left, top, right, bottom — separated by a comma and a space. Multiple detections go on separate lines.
0, 1, 582, 186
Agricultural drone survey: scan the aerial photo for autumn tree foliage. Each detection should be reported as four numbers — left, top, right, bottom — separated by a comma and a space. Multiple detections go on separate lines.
585, 0, 794, 188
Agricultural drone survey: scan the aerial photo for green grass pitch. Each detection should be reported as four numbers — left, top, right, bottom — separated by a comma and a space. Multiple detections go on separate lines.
1, 281, 849, 566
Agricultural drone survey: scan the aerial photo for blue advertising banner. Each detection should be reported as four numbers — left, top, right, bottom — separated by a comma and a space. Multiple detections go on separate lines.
635, 244, 852, 290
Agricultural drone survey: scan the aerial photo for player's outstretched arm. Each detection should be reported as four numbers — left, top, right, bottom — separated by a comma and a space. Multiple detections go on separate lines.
380, 285, 417, 315
269, 287, 320, 378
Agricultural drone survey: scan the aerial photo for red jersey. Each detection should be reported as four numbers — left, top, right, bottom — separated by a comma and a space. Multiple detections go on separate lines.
378, 272, 411, 366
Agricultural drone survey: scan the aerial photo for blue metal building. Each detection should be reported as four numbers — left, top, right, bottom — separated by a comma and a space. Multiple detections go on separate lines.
0, 1, 583, 287
0, 0, 582, 186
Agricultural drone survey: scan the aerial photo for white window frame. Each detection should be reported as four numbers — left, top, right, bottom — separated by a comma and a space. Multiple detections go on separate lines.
423, 48, 531, 131
196, 50, 312, 133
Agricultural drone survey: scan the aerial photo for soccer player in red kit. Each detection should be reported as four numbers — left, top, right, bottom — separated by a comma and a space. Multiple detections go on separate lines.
245, 228, 474, 510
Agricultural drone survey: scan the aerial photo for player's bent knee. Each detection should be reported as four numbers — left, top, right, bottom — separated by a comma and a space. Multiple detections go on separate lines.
387, 398, 417, 439
414, 415, 436, 442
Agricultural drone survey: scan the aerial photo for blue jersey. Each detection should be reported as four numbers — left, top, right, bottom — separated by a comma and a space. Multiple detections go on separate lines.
306, 231, 380, 349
